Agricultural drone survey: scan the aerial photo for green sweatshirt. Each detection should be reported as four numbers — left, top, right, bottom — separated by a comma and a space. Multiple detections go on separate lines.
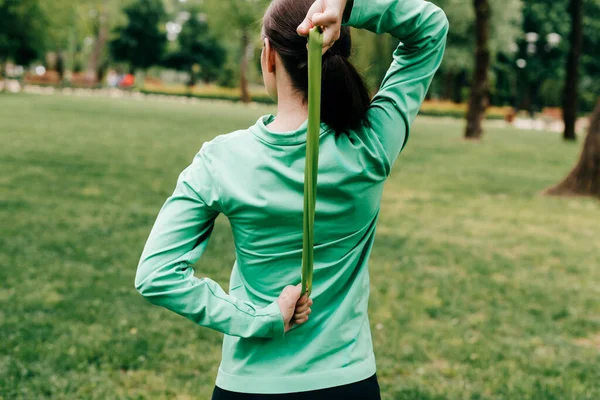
135, 0, 448, 394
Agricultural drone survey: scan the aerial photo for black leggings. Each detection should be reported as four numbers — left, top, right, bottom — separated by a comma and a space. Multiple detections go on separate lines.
211, 374, 381, 400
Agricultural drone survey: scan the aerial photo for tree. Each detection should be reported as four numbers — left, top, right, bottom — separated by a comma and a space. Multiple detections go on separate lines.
87, 0, 110, 83
38, 0, 124, 83
427, 0, 521, 104
349, 29, 396, 94
0, 0, 47, 68
581, 0, 600, 113
205, 0, 270, 103
110, 0, 167, 75
511, 0, 568, 114
562, 0, 583, 141
163, 11, 226, 87
238, 28, 251, 103
546, 98, 600, 197
464, 0, 491, 139
37, 0, 71, 80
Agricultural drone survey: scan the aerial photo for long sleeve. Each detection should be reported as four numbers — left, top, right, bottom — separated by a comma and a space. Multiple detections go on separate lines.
344, 0, 449, 170
134, 147, 285, 339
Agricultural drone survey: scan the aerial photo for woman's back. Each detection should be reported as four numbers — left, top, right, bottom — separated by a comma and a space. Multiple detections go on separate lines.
206, 116, 386, 392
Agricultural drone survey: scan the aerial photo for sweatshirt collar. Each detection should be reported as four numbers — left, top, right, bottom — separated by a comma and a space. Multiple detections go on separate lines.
250, 114, 332, 146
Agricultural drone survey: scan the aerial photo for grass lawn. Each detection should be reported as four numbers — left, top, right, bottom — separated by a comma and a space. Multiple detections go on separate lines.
1, 93, 599, 400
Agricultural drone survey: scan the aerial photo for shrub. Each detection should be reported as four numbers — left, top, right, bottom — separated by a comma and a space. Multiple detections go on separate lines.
419, 101, 509, 120
140, 84, 275, 104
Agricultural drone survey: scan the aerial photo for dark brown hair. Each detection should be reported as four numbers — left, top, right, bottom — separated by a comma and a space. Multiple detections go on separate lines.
263, 0, 370, 132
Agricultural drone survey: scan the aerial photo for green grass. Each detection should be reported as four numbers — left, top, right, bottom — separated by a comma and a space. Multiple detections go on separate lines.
1, 93, 599, 400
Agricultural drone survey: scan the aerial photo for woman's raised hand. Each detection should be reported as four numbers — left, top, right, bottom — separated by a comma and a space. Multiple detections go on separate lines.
297, 0, 349, 52
276, 284, 314, 333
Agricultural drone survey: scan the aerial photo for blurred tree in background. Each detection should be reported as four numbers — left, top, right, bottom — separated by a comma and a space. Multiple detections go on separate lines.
464, 0, 491, 140
515, 0, 568, 115
86, 0, 110, 82
110, 0, 167, 76
204, 0, 270, 102
37, 0, 125, 82
431, 0, 522, 105
581, 0, 600, 114
162, 7, 226, 86
1, 0, 599, 122
0, 0, 47, 72
349, 30, 395, 94
512, 0, 599, 115
563, 0, 583, 141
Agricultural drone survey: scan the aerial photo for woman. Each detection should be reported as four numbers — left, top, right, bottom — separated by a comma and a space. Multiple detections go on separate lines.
135, 0, 448, 398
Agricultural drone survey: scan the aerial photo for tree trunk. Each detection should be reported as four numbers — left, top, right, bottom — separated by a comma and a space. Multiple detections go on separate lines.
442, 71, 454, 101
546, 98, 600, 198
562, 0, 583, 141
56, 51, 65, 82
1, 61, 5, 92
239, 29, 251, 103
188, 67, 197, 88
86, 2, 109, 85
526, 83, 535, 118
465, 0, 491, 140
64, 28, 76, 85
453, 71, 466, 104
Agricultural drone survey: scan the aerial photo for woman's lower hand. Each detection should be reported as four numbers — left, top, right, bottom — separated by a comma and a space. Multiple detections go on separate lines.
277, 284, 313, 333
292, 293, 313, 326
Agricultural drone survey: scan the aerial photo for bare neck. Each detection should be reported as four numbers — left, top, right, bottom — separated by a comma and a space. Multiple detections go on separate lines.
267, 88, 308, 133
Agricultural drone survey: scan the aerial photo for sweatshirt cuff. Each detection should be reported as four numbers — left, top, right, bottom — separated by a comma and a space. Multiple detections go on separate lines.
259, 300, 285, 339
342, 0, 362, 26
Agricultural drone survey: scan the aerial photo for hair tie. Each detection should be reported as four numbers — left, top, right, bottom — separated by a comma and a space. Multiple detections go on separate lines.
324, 48, 343, 59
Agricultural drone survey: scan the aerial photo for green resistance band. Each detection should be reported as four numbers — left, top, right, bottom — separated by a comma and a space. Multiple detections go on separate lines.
301, 27, 324, 297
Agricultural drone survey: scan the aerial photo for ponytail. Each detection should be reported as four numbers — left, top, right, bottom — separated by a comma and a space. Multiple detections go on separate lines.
321, 50, 370, 131
263, 0, 370, 132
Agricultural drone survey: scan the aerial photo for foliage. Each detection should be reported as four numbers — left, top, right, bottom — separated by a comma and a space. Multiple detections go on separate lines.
350, 29, 396, 92
354, 0, 522, 104
204, 0, 269, 35
162, 9, 226, 85
203, 0, 271, 98
432, 0, 523, 73
5, 0, 598, 112
110, 0, 167, 72
38, 0, 124, 51
420, 101, 508, 120
426, 0, 599, 111
216, 62, 239, 88
140, 85, 274, 104
514, 0, 599, 113
514, 0, 570, 113
581, 0, 600, 112
139, 84, 510, 119
0, 0, 47, 64
2, 93, 600, 399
